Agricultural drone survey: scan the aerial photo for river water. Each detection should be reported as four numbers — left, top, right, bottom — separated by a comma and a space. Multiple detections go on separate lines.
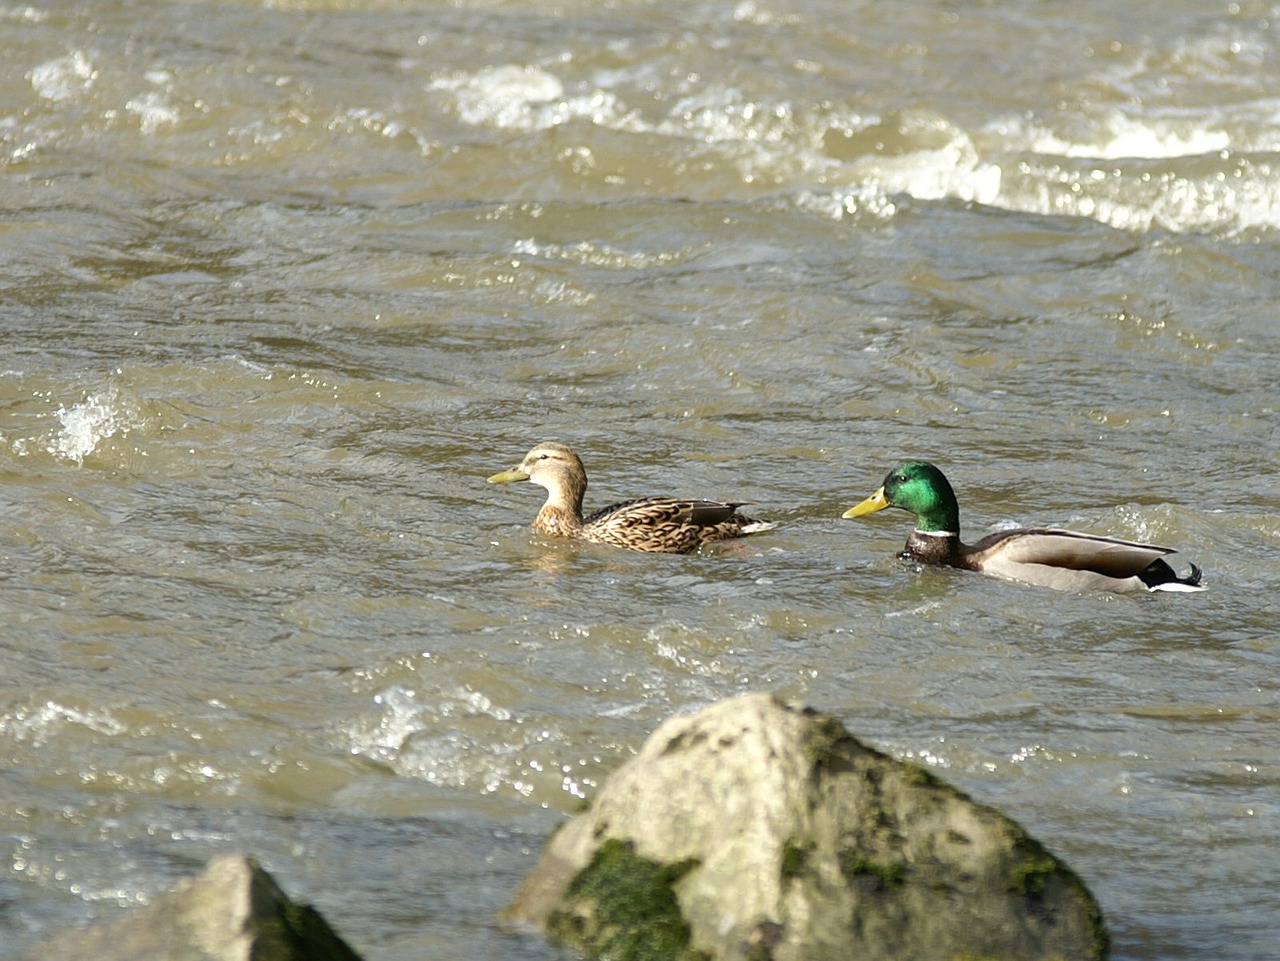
2, 1, 1277, 958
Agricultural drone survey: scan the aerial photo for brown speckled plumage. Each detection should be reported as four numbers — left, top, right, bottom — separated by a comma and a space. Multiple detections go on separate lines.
488, 442, 775, 554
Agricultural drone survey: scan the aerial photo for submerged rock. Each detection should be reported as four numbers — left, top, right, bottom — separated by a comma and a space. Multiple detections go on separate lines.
30, 853, 363, 961
506, 692, 1108, 961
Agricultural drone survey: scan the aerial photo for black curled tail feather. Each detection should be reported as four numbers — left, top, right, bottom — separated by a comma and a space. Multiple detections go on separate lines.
1141, 559, 1205, 592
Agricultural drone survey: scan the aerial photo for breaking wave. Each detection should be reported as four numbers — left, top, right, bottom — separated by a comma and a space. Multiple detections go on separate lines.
429, 54, 1280, 234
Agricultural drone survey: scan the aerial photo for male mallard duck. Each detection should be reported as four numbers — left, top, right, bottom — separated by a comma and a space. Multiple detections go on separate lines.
843, 461, 1204, 593
488, 442, 775, 554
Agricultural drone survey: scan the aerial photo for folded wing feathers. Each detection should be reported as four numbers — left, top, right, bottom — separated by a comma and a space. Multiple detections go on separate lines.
977, 528, 1175, 577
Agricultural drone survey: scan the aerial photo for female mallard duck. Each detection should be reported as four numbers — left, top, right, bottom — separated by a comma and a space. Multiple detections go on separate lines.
488, 442, 775, 554
843, 461, 1204, 593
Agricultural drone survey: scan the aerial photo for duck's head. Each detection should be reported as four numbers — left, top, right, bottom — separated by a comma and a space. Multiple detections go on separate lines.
488, 442, 587, 496
843, 461, 960, 533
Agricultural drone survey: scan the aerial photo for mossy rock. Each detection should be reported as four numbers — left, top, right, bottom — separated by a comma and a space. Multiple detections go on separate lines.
25, 854, 363, 961
547, 840, 709, 961
508, 693, 1108, 961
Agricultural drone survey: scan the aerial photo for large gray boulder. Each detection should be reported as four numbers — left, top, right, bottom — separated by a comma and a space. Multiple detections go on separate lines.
30, 853, 362, 961
506, 693, 1107, 961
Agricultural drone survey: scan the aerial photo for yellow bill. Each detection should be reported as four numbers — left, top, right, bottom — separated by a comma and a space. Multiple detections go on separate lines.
487, 467, 530, 484
842, 486, 889, 519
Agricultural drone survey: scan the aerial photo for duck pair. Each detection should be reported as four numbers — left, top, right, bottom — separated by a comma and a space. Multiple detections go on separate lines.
488, 443, 1204, 594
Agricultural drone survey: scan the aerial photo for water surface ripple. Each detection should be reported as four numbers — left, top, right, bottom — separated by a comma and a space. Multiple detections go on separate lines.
2, 2, 1278, 959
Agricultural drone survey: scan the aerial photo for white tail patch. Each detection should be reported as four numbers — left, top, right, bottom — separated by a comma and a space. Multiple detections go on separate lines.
1148, 580, 1207, 593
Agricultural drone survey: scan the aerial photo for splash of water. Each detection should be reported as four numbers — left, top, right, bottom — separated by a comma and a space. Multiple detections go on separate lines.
22, 386, 144, 466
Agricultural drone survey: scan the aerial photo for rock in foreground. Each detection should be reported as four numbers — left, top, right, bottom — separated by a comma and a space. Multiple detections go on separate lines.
31, 853, 362, 961
506, 693, 1107, 961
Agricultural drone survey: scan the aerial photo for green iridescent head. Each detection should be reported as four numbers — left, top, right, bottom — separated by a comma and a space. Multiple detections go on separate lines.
843, 461, 961, 534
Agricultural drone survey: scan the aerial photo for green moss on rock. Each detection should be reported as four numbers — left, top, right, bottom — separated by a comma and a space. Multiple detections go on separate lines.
904, 763, 944, 788
547, 839, 709, 961
272, 901, 364, 961
838, 850, 907, 889
779, 840, 812, 882
1007, 832, 1111, 958
800, 715, 852, 773
1007, 831, 1066, 897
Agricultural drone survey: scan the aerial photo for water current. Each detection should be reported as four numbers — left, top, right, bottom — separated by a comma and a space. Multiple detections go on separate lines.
2, 1, 1278, 959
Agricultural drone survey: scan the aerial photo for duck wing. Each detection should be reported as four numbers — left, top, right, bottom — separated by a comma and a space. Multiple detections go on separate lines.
970, 528, 1174, 576
962, 527, 1204, 592
583, 498, 769, 553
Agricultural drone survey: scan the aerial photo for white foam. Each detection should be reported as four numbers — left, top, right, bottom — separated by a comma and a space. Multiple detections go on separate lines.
48, 386, 141, 465
859, 127, 1003, 206
126, 91, 180, 135
356, 686, 428, 758
1003, 109, 1234, 162
431, 58, 1278, 233
0, 700, 127, 746
28, 50, 95, 102
351, 684, 513, 760
430, 64, 625, 132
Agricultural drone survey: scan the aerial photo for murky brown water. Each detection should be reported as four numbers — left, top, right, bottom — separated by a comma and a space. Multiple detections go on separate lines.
3, 1, 1278, 958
